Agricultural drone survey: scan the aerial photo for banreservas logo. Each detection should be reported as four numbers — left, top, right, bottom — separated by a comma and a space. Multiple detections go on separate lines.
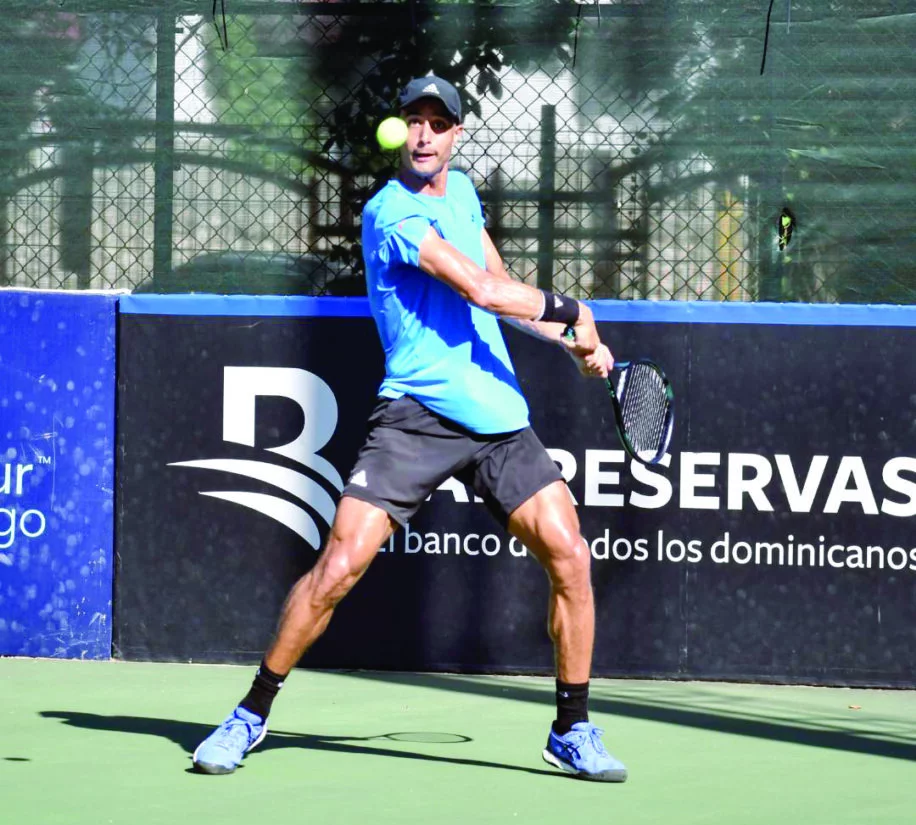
169, 367, 342, 550
169, 366, 916, 553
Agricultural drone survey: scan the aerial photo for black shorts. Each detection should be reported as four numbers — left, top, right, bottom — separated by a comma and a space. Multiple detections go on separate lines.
341, 395, 563, 526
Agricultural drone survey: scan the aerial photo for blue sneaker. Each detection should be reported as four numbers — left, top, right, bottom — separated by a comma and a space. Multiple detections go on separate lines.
542, 722, 628, 782
192, 706, 267, 774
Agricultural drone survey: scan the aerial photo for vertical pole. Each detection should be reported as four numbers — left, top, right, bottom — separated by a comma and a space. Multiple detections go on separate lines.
0, 197, 9, 286
489, 165, 503, 244
60, 144, 94, 289
340, 175, 353, 230
306, 178, 319, 249
757, 69, 782, 302
537, 104, 556, 291
153, 12, 176, 287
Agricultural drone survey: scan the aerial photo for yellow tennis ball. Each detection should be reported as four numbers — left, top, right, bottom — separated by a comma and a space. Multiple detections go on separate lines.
376, 117, 408, 150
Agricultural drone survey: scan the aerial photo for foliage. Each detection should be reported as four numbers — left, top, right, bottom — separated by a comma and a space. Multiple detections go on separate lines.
203, 15, 312, 177
571, 0, 916, 302
303, 0, 577, 271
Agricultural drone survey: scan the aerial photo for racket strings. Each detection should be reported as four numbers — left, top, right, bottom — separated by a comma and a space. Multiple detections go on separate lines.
617, 364, 669, 456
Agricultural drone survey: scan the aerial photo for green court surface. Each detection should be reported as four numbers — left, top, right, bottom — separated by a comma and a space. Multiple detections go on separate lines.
2, 659, 914, 825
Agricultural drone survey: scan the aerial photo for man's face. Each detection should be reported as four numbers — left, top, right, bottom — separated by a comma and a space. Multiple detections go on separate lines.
399, 100, 462, 180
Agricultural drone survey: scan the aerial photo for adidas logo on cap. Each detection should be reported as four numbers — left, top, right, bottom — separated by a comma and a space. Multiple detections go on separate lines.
399, 75, 462, 122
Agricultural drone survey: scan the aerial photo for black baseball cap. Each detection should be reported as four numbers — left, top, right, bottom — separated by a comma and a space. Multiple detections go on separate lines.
398, 75, 462, 123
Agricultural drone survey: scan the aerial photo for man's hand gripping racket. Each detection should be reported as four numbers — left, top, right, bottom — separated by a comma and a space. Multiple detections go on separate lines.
562, 325, 675, 465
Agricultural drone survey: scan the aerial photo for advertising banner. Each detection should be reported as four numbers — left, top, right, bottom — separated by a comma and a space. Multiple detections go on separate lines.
0, 290, 117, 658
115, 296, 916, 686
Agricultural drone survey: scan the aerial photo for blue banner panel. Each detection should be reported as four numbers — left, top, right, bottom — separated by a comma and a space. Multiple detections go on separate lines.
0, 291, 117, 658
115, 296, 916, 686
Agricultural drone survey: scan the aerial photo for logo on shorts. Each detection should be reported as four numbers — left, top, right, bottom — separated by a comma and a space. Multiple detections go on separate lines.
348, 470, 368, 488
169, 367, 341, 550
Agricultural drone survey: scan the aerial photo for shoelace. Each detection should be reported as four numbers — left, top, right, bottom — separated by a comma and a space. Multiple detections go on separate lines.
561, 724, 609, 758
213, 714, 257, 751
587, 726, 609, 756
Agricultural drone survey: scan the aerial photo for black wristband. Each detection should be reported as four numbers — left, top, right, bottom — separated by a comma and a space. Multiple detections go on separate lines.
537, 290, 580, 326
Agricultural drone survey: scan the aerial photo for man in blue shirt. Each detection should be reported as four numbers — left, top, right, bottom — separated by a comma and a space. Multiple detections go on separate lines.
193, 75, 625, 783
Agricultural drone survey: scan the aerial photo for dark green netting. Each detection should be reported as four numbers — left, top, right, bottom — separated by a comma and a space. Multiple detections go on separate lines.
0, 1, 913, 302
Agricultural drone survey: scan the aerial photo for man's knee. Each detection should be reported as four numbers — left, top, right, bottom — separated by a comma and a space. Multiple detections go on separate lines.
317, 552, 362, 604
544, 535, 592, 590
310, 545, 367, 606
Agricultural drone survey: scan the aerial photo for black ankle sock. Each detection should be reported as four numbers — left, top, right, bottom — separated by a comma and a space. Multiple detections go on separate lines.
552, 679, 589, 736
239, 661, 286, 721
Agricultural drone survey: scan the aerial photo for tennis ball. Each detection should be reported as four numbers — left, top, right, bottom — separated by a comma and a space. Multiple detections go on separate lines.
376, 117, 408, 150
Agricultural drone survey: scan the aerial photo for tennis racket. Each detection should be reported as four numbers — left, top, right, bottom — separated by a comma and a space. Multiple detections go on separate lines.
603, 359, 674, 464
563, 328, 674, 464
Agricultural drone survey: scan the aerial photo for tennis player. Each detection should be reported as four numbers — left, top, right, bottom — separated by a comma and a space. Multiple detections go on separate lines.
193, 74, 626, 782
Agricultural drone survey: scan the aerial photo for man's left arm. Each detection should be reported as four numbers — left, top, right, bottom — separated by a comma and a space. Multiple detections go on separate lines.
481, 228, 613, 377
480, 229, 568, 344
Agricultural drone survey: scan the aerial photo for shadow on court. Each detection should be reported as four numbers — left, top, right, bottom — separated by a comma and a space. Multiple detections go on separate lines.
37, 711, 559, 778
336, 672, 916, 763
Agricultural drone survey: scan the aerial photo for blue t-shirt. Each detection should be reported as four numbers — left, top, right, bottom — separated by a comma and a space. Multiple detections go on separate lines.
361, 171, 530, 434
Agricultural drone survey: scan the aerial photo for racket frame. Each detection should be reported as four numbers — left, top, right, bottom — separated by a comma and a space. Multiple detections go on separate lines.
559, 327, 674, 464
605, 359, 675, 465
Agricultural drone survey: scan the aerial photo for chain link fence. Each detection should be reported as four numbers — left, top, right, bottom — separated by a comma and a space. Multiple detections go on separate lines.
1, 1, 914, 302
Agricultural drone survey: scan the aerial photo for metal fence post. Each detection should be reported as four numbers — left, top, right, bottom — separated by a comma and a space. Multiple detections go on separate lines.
757, 70, 783, 302
537, 104, 556, 291
489, 165, 503, 243
60, 144, 94, 289
153, 12, 177, 286
0, 196, 8, 287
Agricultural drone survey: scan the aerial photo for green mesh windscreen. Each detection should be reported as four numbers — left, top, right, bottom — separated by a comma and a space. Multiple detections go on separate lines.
0, 1, 913, 302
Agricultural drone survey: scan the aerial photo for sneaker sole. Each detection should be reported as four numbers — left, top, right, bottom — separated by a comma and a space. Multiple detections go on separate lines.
541, 748, 628, 783
192, 724, 268, 775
